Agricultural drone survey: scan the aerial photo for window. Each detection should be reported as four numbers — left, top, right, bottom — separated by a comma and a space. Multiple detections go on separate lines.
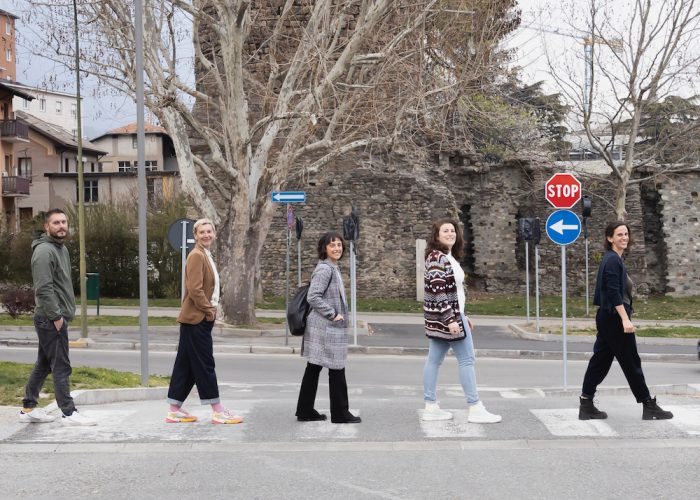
56, 101, 62, 114
118, 161, 132, 172
77, 179, 99, 203
132, 135, 138, 149
5, 48, 10, 61
5, 20, 10, 35
39, 98, 46, 112
90, 162, 95, 173
18, 158, 32, 181
64, 158, 70, 173
70, 103, 77, 117
22, 98, 29, 109
147, 178, 155, 202
145, 160, 158, 171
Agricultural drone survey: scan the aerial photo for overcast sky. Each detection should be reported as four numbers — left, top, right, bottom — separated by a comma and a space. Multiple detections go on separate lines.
0, 0, 137, 138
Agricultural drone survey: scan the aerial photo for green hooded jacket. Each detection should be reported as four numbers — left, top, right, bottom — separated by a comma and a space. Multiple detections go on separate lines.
31, 234, 75, 322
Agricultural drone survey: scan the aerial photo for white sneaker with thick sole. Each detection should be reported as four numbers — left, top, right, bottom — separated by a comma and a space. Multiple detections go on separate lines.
468, 401, 502, 423
19, 407, 55, 423
62, 410, 97, 426
421, 402, 453, 421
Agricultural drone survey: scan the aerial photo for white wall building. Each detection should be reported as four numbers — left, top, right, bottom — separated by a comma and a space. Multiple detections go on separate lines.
8, 82, 79, 135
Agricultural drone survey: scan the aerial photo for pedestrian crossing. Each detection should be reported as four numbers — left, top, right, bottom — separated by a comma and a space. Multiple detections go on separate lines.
3, 384, 700, 444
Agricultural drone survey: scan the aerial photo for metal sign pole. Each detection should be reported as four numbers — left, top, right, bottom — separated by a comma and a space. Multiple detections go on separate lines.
297, 238, 302, 287
585, 231, 590, 317
535, 244, 540, 334
525, 241, 530, 323
562, 245, 568, 390
285, 204, 291, 346
180, 220, 187, 301
350, 241, 358, 346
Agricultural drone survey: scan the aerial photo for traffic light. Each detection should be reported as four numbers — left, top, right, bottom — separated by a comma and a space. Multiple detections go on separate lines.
518, 217, 541, 244
582, 195, 592, 218
295, 216, 304, 240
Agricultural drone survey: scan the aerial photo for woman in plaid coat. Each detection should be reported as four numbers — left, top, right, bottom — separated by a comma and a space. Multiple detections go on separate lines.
421, 218, 501, 424
295, 231, 361, 424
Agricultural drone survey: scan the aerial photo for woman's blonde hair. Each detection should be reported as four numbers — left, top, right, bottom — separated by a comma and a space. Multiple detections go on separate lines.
193, 218, 216, 234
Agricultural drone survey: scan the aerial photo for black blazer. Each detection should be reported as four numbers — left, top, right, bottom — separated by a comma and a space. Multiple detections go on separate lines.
593, 250, 632, 316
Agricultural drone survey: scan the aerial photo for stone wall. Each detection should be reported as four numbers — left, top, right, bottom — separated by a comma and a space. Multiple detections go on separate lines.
259, 155, 700, 299
659, 173, 700, 296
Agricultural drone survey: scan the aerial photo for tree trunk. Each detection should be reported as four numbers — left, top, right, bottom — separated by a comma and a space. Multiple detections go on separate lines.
219, 200, 274, 326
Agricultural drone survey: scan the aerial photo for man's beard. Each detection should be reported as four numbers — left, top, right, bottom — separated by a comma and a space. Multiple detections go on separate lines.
48, 229, 68, 241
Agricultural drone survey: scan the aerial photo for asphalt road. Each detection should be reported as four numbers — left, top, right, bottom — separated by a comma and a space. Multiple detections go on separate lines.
2, 348, 699, 499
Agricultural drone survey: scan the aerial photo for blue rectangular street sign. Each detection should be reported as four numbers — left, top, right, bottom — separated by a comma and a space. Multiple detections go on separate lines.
272, 191, 306, 203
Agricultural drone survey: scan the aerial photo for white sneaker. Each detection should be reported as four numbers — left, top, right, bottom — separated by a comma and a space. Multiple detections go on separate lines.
468, 401, 502, 423
62, 410, 97, 426
421, 402, 453, 421
19, 407, 55, 423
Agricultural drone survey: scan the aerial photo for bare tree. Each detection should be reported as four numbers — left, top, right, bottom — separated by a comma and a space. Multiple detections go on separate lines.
24, 0, 519, 323
539, 0, 700, 219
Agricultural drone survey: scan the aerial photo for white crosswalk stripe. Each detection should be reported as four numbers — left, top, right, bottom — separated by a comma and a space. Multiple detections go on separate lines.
417, 410, 486, 438
665, 405, 700, 435
530, 409, 618, 437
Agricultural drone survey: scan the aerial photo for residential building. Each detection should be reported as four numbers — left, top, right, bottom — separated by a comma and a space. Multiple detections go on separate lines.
10, 82, 79, 133
0, 9, 17, 82
90, 123, 179, 173
12, 111, 106, 221
0, 81, 35, 232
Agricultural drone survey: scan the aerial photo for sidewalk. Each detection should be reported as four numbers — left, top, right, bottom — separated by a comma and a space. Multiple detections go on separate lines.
1, 307, 697, 361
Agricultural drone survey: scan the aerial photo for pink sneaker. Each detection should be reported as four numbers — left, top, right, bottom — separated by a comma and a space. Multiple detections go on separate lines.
212, 409, 243, 424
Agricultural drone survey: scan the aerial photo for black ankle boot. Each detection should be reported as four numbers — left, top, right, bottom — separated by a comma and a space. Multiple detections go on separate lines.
296, 409, 327, 422
579, 396, 608, 420
642, 397, 673, 420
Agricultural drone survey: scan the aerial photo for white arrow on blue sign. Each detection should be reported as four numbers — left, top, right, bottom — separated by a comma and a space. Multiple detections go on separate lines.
546, 209, 582, 246
272, 191, 306, 203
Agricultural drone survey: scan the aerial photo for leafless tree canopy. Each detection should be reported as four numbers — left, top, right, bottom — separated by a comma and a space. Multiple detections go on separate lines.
25, 0, 522, 322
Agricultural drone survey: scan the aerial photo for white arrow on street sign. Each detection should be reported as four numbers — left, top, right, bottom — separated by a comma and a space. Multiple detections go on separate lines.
272, 191, 306, 203
549, 219, 579, 235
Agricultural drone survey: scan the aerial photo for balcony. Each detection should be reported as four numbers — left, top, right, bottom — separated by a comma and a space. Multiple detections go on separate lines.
1, 176, 30, 196
0, 120, 30, 143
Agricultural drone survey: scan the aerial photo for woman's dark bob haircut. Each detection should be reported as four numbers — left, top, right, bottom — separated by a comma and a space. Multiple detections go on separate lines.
603, 221, 633, 251
317, 231, 345, 260
426, 218, 465, 260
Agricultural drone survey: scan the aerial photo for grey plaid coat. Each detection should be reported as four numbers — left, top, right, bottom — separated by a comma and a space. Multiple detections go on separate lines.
302, 259, 348, 369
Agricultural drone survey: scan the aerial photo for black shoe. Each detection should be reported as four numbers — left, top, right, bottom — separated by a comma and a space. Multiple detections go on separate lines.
642, 397, 673, 420
296, 409, 327, 422
331, 412, 361, 424
579, 396, 608, 420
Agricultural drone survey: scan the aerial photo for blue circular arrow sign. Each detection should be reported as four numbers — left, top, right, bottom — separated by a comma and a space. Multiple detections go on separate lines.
546, 209, 582, 246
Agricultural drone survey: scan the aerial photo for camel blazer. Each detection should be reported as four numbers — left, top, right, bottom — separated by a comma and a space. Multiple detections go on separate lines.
177, 246, 217, 325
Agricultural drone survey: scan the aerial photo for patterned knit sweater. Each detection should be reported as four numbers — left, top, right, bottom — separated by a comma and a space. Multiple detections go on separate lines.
424, 249, 465, 341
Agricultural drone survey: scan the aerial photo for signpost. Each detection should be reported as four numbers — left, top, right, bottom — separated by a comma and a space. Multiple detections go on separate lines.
167, 218, 196, 300
273, 191, 306, 346
545, 173, 583, 390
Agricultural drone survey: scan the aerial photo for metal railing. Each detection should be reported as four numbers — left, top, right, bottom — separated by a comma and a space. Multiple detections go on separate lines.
0, 120, 30, 140
1, 175, 30, 195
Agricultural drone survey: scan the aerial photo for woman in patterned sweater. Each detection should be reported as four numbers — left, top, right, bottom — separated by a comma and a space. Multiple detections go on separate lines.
422, 218, 501, 423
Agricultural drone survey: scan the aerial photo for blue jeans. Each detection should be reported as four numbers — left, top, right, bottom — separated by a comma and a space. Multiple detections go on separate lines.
423, 315, 479, 405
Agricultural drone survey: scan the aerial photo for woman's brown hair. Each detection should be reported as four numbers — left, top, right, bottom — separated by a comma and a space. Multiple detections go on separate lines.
425, 218, 465, 260
603, 221, 633, 251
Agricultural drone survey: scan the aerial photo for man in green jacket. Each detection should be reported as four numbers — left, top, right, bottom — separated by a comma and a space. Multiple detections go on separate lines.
19, 209, 96, 426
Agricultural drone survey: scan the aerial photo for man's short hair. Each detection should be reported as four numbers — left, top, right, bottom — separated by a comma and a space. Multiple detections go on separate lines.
44, 208, 66, 224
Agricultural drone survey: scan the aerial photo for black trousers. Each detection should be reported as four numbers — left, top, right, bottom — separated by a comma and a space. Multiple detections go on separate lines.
167, 320, 220, 405
296, 362, 350, 419
581, 308, 651, 402
23, 315, 76, 415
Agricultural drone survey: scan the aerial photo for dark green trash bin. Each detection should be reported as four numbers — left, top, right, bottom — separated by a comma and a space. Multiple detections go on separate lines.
86, 273, 100, 315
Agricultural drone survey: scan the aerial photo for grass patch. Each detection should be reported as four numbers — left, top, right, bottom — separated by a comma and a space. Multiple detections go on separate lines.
77, 297, 182, 308
0, 314, 178, 327
541, 326, 700, 338
0, 361, 169, 407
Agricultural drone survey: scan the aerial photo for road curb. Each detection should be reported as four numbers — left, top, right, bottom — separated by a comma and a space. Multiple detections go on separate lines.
43, 387, 169, 414
509, 323, 699, 346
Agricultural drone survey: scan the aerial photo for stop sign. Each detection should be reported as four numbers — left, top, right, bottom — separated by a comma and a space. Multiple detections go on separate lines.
545, 173, 582, 209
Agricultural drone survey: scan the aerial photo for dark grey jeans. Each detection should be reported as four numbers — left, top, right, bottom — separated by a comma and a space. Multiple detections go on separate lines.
22, 315, 76, 415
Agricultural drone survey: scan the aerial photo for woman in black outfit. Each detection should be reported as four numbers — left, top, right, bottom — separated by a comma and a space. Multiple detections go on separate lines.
579, 221, 673, 421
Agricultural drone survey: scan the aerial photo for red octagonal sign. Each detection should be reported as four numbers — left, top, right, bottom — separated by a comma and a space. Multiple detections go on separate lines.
545, 173, 582, 209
